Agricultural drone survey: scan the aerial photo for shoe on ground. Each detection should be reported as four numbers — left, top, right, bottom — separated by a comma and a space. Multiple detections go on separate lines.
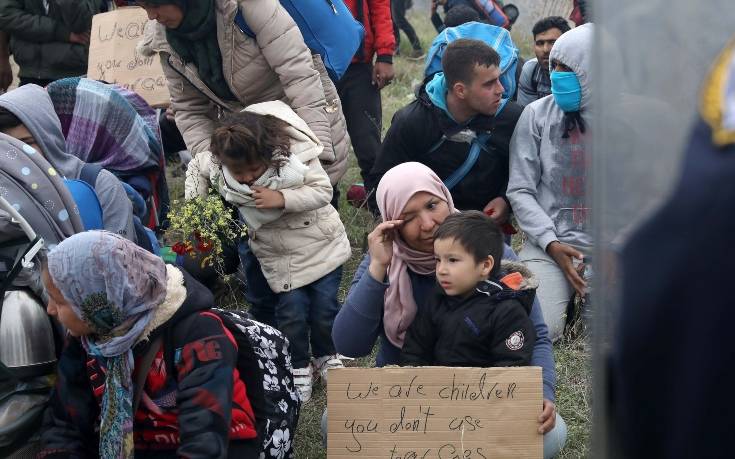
292, 365, 313, 403
312, 354, 344, 385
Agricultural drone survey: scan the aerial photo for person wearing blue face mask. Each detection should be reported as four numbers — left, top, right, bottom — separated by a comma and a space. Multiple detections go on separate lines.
507, 23, 593, 342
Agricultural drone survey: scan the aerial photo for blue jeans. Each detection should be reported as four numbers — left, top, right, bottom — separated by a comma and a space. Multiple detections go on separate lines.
237, 238, 278, 326
275, 267, 343, 369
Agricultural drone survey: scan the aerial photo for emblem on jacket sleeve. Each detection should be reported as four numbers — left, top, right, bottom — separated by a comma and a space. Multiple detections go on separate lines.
506, 331, 525, 350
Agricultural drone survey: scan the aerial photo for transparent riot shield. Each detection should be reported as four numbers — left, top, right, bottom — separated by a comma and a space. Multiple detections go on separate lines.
592, 1, 734, 457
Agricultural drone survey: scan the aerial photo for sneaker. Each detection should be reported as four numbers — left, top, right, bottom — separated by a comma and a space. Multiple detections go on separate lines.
312, 354, 344, 385
292, 365, 313, 403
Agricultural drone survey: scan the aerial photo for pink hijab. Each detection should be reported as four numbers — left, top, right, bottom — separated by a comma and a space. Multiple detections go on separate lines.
376, 162, 456, 348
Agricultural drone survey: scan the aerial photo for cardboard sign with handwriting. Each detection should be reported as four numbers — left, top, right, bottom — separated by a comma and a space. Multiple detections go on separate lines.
328, 367, 542, 458
87, 7, 170, 107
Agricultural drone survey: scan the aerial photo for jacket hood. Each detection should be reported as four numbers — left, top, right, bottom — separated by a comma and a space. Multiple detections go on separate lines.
242, 100, 324, 162
425, 73, 453, 120
145, 268, 215, 343
549, 23, 594, 110
473, 260, 539, 314
0, 85, 84, 179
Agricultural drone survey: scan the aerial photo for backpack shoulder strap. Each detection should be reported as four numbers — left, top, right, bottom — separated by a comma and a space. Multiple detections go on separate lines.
443, 132, 491, 190
79, 163, 103, 188
133, 336, 163, 413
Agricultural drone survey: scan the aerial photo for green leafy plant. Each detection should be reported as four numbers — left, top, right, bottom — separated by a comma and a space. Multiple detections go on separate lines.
166, 192, 246, 267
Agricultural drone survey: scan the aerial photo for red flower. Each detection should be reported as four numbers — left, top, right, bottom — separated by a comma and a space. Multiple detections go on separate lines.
171, 242, 189, 255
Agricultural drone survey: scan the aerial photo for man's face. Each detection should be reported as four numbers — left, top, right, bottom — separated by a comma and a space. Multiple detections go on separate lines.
462, 64, 504, 116
534, 28, 564, 71
2, 123, 40, 154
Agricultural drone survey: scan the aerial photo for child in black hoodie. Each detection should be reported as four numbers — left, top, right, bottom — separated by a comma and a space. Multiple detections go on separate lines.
401, 211, 537, 367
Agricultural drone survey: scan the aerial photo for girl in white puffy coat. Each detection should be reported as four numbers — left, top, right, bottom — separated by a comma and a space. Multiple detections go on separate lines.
210, 101, 351, 403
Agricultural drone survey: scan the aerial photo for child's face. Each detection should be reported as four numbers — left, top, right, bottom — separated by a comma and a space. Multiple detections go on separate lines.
222, 158, 267, 186
434, 238, 494, 297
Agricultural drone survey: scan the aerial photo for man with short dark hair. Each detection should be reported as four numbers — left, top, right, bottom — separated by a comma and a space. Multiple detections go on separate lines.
366, 38, 523, 221
517, 16, 571, 106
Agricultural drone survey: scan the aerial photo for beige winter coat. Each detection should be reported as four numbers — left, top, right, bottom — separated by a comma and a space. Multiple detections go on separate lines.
217, 101, 350, 293
139, 0, 349, 195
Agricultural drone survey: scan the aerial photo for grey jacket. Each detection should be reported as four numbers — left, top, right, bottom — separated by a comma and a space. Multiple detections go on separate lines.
507, 23, 594, 251
0, 0, 100, 80
517, 58, 552, 107
0, 85, 136, 241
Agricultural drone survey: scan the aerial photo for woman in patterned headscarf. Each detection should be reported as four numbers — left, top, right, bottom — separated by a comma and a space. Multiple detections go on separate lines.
39, 231, 259, 458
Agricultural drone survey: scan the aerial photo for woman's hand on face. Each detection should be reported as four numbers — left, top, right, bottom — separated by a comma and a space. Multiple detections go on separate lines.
252, 186, 285, 209
367, 220, 403, 281
538, 399, 556, 434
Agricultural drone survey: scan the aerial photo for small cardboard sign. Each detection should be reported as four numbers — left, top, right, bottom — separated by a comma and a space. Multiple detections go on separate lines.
327, 366, 542, 459
87, 7, 170, 107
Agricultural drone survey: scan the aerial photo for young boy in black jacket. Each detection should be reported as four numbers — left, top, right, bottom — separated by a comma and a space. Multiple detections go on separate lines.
401, 211, 537, 367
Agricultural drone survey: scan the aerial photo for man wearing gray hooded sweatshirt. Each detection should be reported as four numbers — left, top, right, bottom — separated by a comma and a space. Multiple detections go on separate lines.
507, 23, 593, 342
0, 84, 136, 242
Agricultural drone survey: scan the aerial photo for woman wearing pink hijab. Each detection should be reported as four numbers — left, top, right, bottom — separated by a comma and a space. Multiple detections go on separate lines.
332, 162, 566, 457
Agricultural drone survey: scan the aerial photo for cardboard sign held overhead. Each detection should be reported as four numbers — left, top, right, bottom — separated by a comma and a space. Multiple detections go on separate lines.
328, 366, 542, 459
87, 7, 170, 108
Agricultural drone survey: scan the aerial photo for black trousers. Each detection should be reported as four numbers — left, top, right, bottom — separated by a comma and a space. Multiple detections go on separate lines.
392, 0, 421, 50
158, 111, 188, 161
336, 62, 382, 184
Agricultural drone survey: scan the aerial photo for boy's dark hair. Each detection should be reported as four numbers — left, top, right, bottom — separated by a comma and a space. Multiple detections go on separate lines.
444, 5, 480, 28
531, 16, 571, 38
442, 39, 500, 88
210, 111, 292, 170
434, 211, 504, 276
0, 107, 23, 131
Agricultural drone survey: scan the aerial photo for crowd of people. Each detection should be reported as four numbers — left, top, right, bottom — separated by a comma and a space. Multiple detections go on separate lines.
0, 0, 594, 458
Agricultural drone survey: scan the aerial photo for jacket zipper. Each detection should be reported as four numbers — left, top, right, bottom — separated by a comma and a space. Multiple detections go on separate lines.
166, 55, 231, 119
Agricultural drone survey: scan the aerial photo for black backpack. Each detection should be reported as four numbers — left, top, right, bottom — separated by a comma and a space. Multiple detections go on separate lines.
171, 309, 300, 458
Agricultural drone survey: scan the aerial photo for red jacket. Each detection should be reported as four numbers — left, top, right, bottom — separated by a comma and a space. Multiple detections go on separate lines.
345, 0, 396, 64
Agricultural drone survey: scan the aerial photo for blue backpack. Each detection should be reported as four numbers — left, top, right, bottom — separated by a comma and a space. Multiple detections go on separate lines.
64, 164, 160, 255
63, 164, 104, 231
234, 0, 364, 82
425, 22, 519, 109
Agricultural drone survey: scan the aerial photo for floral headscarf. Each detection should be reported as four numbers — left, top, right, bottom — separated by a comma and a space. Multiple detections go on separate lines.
47, 230, 167, 459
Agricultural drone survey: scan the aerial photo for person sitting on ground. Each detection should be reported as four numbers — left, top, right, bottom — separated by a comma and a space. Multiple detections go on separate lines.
401, 211, 537, 367
209, 101, 351, 403
0, 84, 137, 242
517, 16, 571, 106
332, 162, 567, 458
366, 38, 523, 224
38, 230, 260, 458
507, 23, 594, 342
